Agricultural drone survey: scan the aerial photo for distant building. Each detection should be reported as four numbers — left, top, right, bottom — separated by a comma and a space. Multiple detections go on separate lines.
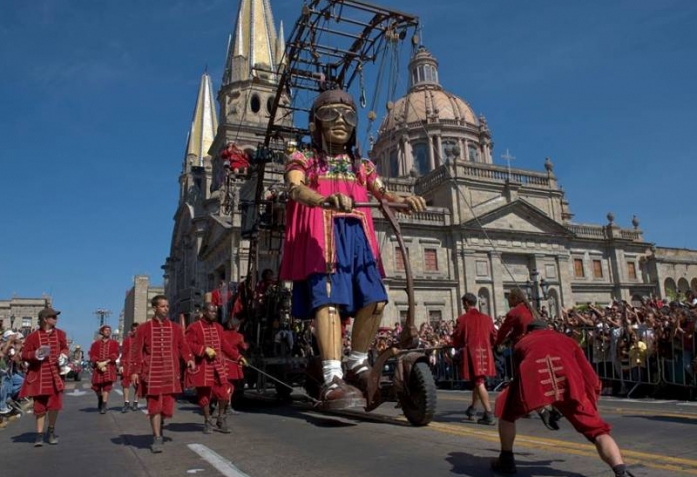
163, 0, 697, 326
123, 275, 164, 330
0, 295, 52, 335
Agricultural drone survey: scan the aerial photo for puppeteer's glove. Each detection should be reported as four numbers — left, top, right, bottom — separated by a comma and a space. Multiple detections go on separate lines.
240, 356, 248, 367
97, 360, 108, 372
204, 347, 217, 359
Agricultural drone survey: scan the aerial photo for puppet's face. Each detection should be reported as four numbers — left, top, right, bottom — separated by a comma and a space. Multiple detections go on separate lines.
315, 102, 357, 147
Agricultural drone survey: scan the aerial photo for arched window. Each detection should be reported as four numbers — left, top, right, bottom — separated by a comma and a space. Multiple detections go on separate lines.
664, 277, 677, 299
678, 278, 690, 293
468, 143, 480, 162
477, 287, 491, 317
389, 150, 399, 177
691, 278, 697, 292
412, 142, 429, 175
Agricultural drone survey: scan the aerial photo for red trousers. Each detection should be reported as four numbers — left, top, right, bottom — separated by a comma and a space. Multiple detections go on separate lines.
196, 383, 233, 407
146, 394, 175, 418
33, 394, 63, 416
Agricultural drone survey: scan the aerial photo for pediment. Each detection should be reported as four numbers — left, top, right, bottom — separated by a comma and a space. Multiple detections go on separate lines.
462, 200, 573, 237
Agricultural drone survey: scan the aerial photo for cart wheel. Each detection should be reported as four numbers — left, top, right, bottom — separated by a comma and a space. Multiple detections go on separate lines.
400, 362, 437, 426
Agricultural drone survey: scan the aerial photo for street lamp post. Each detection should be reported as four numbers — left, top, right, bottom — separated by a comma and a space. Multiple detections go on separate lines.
94, 308, 112, 328
524, 269, 550, 311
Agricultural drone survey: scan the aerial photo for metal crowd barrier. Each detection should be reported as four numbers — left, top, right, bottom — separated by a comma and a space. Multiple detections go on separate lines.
429, 327, 696, 400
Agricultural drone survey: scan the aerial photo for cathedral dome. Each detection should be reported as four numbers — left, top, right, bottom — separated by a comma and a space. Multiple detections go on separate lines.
379, 47, 478, 133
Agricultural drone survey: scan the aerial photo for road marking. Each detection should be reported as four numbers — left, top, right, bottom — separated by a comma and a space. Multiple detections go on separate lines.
188, 443, 252, 477
677, 402, 697, 407
115, 389, 123, 396
66, 389, 87, 396
187, 470, 205, 474
425, 420, 697, 475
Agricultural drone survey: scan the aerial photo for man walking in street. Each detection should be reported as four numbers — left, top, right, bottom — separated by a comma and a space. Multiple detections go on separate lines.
89, 325, 119, 414
451, 293, 497, 425
492, 321, 634, 476
185, 303, 239, 434
131, 295, 194, 453
119, 323, 139, 412
19, 307, 69, 447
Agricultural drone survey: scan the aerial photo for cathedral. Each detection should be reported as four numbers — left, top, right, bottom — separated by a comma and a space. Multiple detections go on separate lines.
162, 0, 697, 327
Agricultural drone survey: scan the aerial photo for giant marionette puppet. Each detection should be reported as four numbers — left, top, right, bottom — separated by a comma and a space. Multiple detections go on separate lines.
280, 88, 426, 410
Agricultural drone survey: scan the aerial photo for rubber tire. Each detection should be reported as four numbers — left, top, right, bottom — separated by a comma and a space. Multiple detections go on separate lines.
400, 361, 437, 426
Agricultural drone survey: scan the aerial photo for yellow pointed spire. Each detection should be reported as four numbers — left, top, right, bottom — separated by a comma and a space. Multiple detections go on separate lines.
185, 72, 218, 165
223, 0, 282, 84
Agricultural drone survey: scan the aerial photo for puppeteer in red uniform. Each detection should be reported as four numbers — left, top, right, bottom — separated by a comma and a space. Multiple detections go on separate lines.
20, 307, 69, 447
119, 323, 140, 412
223, 318, 248, 410
492, 321, 634, 477
185, 303, 239, 434
494, 288, 534, 348
131, 295, 194, 453
451, 293, 497, 424
89, 325, 120, 414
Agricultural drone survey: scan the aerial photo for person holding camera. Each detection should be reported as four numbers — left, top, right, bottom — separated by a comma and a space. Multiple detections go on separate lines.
19, 307, 69, 447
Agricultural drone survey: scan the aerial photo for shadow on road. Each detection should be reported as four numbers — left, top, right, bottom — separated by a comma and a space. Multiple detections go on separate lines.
110, 434, 153, 450
11, 432, 38, 444
446, 451, 587, 477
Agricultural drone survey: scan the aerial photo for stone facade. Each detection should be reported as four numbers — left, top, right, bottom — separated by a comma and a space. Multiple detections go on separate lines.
123, 275, 164, 330
0, 296, 52, 335
163, 1, 697, 328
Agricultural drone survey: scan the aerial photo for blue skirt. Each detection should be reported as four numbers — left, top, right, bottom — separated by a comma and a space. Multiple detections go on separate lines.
291, 217, 388, 319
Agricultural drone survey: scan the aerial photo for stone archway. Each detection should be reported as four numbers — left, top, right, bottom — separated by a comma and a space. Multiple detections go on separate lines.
478, 287, 491, 317
691, 278, 697, 293
631, 294, 644, 307
664, 277, 677, 299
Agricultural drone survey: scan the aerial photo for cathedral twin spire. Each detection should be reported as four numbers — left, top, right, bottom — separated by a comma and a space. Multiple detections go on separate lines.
184, 0, 285, 167
223, 0, 285, 85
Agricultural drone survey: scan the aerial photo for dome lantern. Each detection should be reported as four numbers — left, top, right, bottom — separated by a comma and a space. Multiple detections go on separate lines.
409, 46, 440, 91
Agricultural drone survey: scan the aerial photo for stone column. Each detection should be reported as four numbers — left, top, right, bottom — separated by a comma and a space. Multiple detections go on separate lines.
557, 254, 574, 308
491, 252, 506, 318
428, 135, 436, 170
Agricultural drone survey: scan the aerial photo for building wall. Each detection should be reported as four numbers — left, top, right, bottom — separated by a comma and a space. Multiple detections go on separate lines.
0, 296, 51, 334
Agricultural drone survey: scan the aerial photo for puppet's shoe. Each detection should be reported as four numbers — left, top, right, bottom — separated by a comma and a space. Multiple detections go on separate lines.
345, 361, 371, 394
491, 455, 517, 474
319, 377, 366, 411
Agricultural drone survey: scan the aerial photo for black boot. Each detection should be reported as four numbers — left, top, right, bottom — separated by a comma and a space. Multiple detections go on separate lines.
34, 433, 44, 447
100, 402, 107, 414
491, 451, 516, 474
464, 405, 476, 421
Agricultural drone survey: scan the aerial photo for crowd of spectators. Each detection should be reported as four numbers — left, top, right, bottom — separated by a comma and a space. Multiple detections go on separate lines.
0, 329, 30, 428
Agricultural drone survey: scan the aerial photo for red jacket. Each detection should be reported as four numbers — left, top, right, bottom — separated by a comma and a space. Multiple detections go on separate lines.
222, 329, 247, 380
19, 328, 69, 398
451, 308, 497, 380
494, 302, 534, 347
131, 318, 192, 395
185, 320, 237, 388
495, 329, 602, 420
89, 338, 120, 384
120, 335, 133, 377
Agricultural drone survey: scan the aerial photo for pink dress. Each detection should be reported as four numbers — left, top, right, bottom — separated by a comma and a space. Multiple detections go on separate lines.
279, 150, 384, 281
